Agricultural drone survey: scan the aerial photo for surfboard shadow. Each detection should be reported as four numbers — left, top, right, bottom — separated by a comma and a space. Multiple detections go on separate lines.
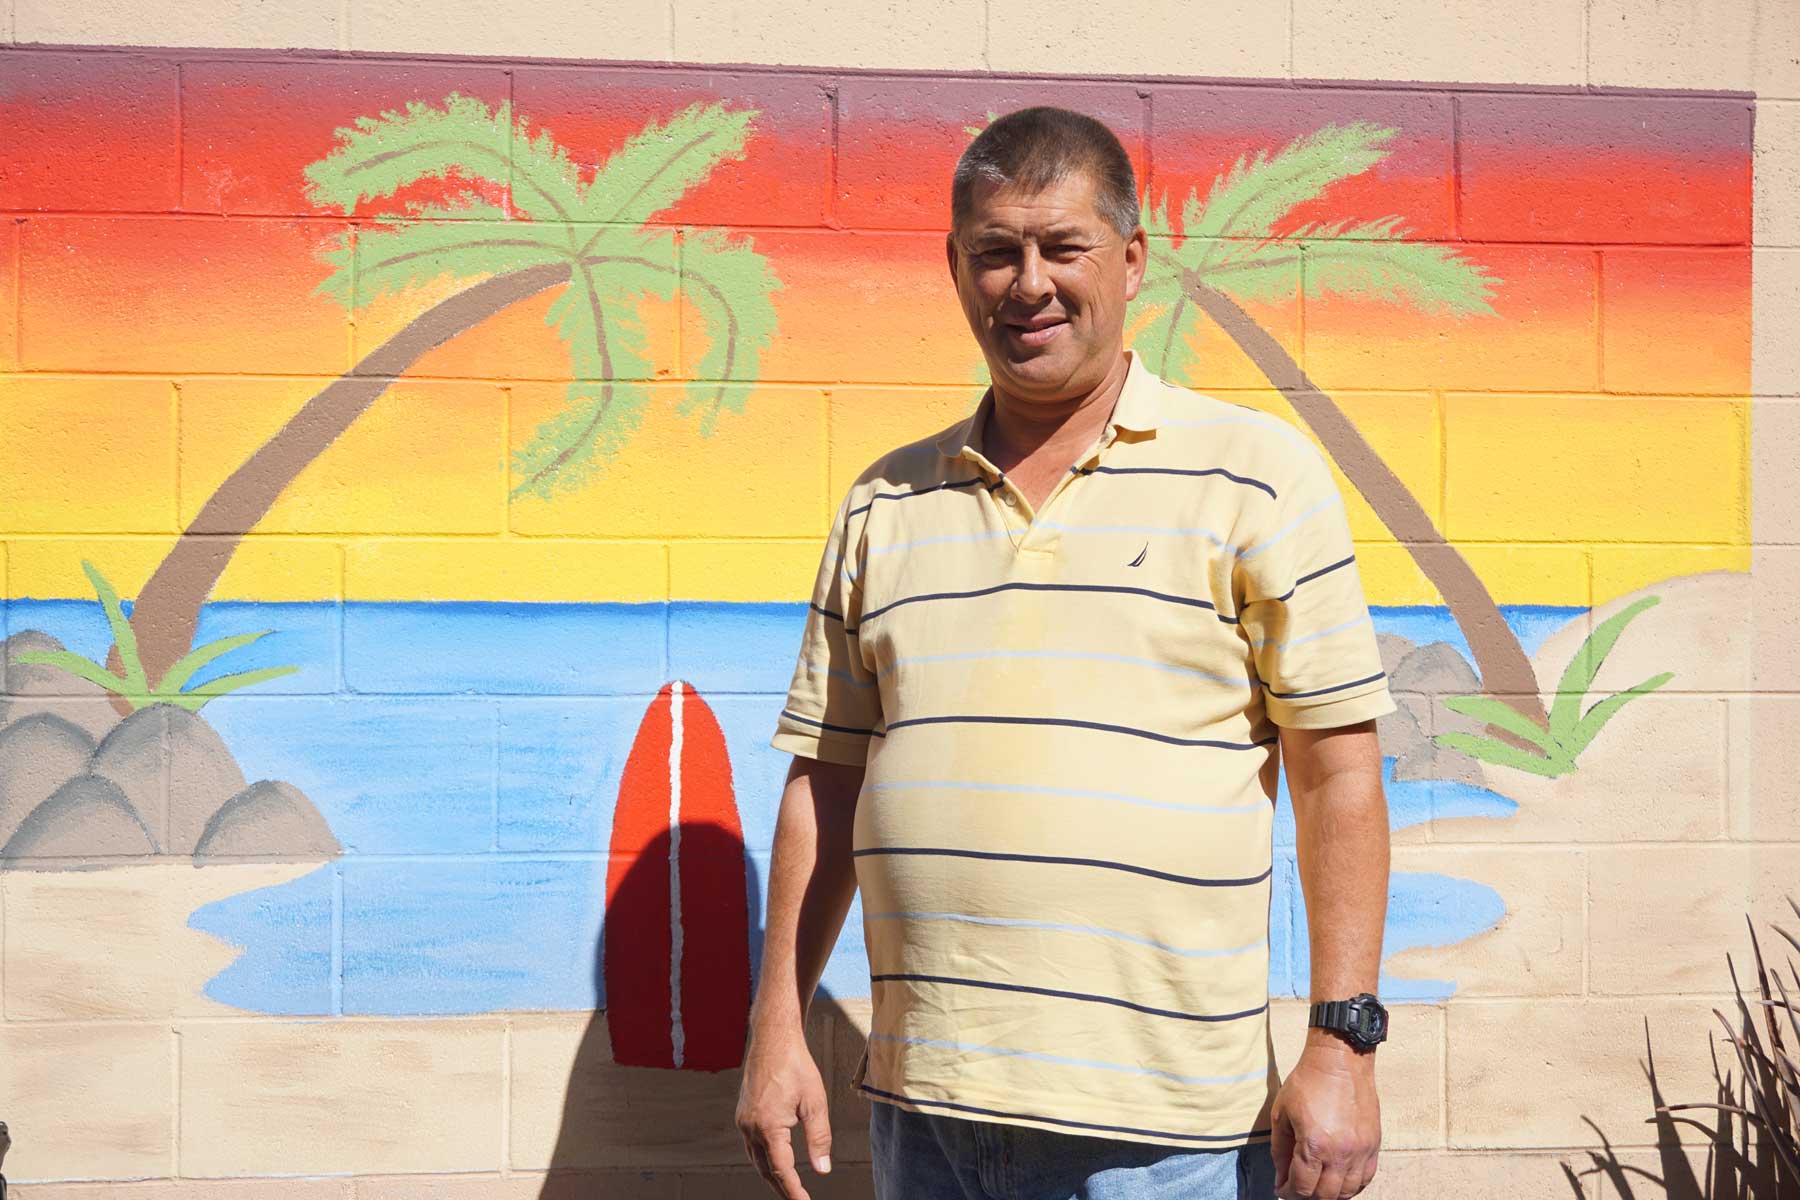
538, 829, 868, 1197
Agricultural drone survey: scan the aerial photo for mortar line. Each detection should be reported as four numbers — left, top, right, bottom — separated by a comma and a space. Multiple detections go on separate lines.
331, 862, 345, 1015
173, 63, 185, 212
172, 1024, 183, 1177
500, 1018, 513, 1174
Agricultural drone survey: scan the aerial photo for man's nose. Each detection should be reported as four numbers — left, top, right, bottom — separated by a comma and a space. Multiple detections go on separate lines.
1010, 244, 1053, 304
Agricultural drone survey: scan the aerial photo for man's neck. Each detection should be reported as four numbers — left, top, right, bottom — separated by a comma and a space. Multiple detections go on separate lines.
982, 349, 1132, 473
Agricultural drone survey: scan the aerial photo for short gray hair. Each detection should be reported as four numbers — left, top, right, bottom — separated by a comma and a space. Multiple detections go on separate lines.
951, 106, 1139, 238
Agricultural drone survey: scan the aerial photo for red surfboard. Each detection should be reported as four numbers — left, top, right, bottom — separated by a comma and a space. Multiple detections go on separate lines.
603, 681, 751, 1070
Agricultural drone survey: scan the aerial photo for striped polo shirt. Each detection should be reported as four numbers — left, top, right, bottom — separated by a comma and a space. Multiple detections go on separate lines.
770, 347, 1395, 1148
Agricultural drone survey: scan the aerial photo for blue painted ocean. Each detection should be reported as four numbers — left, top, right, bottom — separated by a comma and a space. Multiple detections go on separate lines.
3, 598, 1579, 1015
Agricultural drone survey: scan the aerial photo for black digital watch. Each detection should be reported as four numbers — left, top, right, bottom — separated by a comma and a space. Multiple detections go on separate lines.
1307, 992, 1388, 1050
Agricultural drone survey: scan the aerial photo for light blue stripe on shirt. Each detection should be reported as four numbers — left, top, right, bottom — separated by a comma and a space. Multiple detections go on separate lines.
877, 648, 1250, 687
867, 1033, 1269, 1087
866, 909, 1267, 959
863, 778, 1270, 815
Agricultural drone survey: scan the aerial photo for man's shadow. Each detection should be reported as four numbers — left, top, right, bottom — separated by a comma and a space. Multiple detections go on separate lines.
539, 822, 868, 1197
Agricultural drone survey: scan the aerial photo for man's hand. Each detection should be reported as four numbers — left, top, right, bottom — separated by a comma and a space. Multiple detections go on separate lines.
1269, 1034, 1381, 1200
735, 1020, 834, 1200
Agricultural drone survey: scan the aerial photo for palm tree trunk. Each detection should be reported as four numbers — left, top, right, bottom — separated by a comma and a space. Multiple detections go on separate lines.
1187, 276, 1548, 726
109, 259, 582, 700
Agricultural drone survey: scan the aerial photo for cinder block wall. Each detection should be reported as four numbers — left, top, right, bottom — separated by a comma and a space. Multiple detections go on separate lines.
1, 2, 1796, 1197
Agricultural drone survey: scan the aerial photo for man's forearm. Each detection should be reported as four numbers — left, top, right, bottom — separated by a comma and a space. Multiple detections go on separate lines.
749, 755, 865, 1031
1281, 722, 1390, 1012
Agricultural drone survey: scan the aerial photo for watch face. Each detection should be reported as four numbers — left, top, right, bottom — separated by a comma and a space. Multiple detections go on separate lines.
1349, 996, 1387, 1043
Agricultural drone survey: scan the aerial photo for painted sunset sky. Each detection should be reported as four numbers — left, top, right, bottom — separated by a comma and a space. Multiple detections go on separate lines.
0, 51, 1754, 610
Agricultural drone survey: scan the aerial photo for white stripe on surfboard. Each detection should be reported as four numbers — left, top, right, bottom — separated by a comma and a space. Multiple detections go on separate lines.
669, 681, 687, 1069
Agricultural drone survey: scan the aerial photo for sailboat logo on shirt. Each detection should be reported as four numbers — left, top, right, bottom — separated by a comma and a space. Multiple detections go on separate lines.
1127, 542, 1149, 568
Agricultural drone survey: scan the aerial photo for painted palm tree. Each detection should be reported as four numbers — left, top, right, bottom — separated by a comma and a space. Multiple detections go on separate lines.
106, 93, 778, 698
1128, 122, 1546, 726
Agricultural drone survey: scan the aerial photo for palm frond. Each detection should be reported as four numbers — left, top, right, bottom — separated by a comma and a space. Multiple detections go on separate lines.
509, 265, 657, 500
1186, 122, 1397, 245
1298, 222, 1498, 317
510, 115, 596, 223
332, 216, 572, 308
1129, 297, 1203, 382
677, 227, 780, 432
302, 91, 517, 218
581, 101, 756, 224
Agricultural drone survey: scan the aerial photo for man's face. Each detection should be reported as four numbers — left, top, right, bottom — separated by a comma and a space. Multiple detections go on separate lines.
947, 169, 1147, 405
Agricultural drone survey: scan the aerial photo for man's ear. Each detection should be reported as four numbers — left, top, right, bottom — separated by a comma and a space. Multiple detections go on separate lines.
1122, 224, 1149, 303
945, 230, 959, 285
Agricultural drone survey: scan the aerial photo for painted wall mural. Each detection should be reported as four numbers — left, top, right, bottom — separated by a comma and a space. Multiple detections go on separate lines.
0, 45, 1755, 1184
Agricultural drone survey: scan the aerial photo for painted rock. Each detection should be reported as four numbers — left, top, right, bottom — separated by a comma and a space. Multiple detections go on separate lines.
604, 681, 751, 1070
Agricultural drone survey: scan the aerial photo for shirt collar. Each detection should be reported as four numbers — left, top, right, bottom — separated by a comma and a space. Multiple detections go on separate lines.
934, 347, 1163, 462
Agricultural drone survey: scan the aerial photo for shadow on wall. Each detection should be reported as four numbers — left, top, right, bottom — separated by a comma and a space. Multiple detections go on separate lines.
539, 831, 866, 1196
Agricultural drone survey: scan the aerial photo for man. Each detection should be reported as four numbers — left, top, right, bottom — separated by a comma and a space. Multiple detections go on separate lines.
736, 106, 1394, 1200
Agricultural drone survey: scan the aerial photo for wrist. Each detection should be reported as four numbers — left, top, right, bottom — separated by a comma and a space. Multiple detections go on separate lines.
1302, 1024, 1378, 1062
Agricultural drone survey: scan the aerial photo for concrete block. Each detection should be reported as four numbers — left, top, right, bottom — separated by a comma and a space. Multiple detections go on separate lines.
180, 61, 509, 216
1756, 0, 1800, 98
676, 1165, 875, 1199
985, 0, 1287, 78
1601, 250, 1752, 396
1754, 101, 1800, 248
818, 995, 873, 1164
1447, 997, 1737, 1149
512, 67, 832, 228
178, 1018, 506, 1176
1437, 694, 1726, 843
1735, 694, 1800, 839
19, 216, 351, 374
0, 1022, 172, 1181
1292, 0, 1584, 85
1589, 846, 1797, 994
508, 1012, 748, 1169
15, 1183, 348, 1198
1357, 1150, 1598, 1198
1304, 244, 1597, 393
348, 222, 676, 383
670, 0, 983, 71
1751, 545, 1800, 689
1270, 999, 1441, 1150
179, 378, 507, 535
834, 79, 1146, 231
15, 0, 336, 47
827, 386, 980, 503
3, 862, 325, 1020
1457, 545, 1590, 611
0, 53, 177, 211
1386, 846, 1584, 997
679, 230, 972, 385
349, 0, 668, 59
1, 216, 15, 372
508, 384, 827, 539
344, 538, 667, 603
1458, 95, 1753, 245
1753, 397, 1800, 543
669, 542, 822, 602
1754, 249, 1800, 395
1443, 393, 1746, 543
0, 376, 177, 534
1587, 0, 1757, 91
4, 535, 342, 605
355, 1173, 676, 1199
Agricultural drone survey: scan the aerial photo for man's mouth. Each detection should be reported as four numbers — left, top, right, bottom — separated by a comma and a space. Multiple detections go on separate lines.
1004, 317, 1067, 348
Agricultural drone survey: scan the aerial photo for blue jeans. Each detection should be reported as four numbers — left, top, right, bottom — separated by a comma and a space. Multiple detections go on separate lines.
869, 1098, 1278, 1200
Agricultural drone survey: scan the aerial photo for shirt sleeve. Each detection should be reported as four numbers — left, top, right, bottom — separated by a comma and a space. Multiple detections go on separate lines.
770, 489, 884, 766
1234, 444, 1396, 730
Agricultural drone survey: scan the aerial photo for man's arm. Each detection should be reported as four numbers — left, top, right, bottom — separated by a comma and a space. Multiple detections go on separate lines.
1269, 719, 1389, 1200
736, 754, 864, 1200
